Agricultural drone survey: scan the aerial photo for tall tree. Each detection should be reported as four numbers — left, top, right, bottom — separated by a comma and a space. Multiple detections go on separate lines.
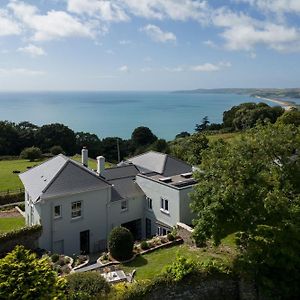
131, 126, 157, 147
36, 123, 76, 155
0, 121, 19, 155
195, 116, 210, 132
191, 124, 300, 298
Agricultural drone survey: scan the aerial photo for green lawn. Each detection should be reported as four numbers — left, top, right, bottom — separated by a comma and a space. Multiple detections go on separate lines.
0, 217, 25, 234
71, 155, 114, 170
0, 159, 44, 193
121, 239, 237, 281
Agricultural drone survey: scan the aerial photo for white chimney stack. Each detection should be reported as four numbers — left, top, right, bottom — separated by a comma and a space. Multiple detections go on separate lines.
81, 147, 88, 167
97, 156, 105, 175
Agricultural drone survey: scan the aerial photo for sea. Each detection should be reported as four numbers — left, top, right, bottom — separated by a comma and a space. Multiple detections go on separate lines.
0, 91, 297, 140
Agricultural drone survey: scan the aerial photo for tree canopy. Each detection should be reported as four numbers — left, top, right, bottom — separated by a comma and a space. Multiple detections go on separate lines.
0, 245, 66, 299
190, 123, 300, 298
131, 126, 157, 147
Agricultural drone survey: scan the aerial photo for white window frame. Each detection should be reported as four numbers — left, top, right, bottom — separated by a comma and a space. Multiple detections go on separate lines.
160, 198, 169, 214
147, 197, 152, 210
121, 200, 128, 211
71, 201, 82, 219
54, 205, 61, 219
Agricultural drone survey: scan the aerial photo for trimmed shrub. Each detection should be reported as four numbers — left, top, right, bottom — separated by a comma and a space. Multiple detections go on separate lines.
20, 147, 42, 162
162, 255, 196, 282
0, 193, 24, 206
67, 271, 110, 299
167, 233, 175, 241
0, 225, 42, 244
140, 241, 149, 250
51, 253, 59, 263
108, 226, 134, 261
50, 145, 64, 155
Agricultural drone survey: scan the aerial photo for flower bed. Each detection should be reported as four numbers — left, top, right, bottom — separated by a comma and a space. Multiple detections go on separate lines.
72, 255, 89, 270
50, 254, 73, 276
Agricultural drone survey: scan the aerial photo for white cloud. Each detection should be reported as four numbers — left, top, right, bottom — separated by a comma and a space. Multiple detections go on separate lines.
0, 8, 21, 36
212, 8, 300, 52
140, 67, 152, 72
67, 0, 129, 22
8, 1, 97, 41
119, 65, 129, 72
17, 44, 46, 57
122, 0, 209, 22
164, 66, 184, 72
119, 40, 132, 45
0, 68, 45, 76
190, 61, 231, 72
203, 40, 217, 48
237, 0, 300, 14
105, 49, 114, 54
140, 24, 176, 43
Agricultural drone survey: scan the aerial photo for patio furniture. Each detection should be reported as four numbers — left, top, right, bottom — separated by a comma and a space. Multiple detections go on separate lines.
101, 270, 128, 284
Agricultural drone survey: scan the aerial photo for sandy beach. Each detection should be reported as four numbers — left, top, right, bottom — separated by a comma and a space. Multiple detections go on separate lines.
255, 96, 296, 110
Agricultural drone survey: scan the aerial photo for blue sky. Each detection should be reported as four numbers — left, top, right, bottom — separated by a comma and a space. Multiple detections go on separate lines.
1, 0, 300, 91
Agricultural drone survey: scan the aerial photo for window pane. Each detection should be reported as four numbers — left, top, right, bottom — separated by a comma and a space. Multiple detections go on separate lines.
161, 198, 164, 209
54, 205, 61, 217
165, 200, 169, 211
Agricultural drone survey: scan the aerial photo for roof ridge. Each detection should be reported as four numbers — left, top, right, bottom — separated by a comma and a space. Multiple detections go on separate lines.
19, 154, 68, 176
128, 150, 164, 161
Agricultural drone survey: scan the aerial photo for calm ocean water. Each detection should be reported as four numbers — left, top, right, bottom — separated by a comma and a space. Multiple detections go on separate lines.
0, 91, 293, 140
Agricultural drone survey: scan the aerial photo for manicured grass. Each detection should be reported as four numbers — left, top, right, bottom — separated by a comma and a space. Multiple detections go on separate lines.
0, 217, 25, 234
121, 241, 237, 281
0, 159, 44, 193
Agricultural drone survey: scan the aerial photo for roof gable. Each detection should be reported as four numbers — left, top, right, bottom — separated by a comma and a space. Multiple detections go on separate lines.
43, 161, 110, 198
19, 155, 68, 201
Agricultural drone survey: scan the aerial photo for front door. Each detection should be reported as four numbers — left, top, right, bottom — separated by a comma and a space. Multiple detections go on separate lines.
80, 230, 90, 254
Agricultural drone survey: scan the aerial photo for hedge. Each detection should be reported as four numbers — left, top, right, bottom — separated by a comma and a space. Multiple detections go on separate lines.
0, 225, 42, 244
0, 192, 24, 206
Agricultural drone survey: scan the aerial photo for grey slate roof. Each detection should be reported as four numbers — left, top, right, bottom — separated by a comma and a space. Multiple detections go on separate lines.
126, 151, 192, 176
101, 165, 139, 180
19, 154, 110, 202
109, 177, 144, 201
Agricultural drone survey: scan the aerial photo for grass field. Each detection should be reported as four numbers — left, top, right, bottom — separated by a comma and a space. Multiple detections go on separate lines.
206, 132, 241, 143
0, 159, 43, 193
0, 217, 25, 234
121, 236, 237, 280
0, 155, 114, 193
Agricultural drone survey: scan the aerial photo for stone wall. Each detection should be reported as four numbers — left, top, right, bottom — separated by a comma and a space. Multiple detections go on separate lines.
143, 277, 257, 300
177, 222, 195, 246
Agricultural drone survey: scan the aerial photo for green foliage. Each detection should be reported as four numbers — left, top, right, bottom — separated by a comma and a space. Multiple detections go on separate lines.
0, 224, 42, 243
195, 116, 210, 132
0, 192, 24, 206
167, 233, 175, 241
20, 146, 42, 161
0, 245, 66, 299
149, 138, 169, 153
131, 126, 157, 147
108, 226, 134, 261
140, 241, 149, 250
67, 271, 110, 300
175, 131, 190, 139
50, 145, 64, 155
51, 253, 59, 263
191, 123, 300, 298
223, 102, 284, 130
162, 254, 196, 282
276, 109, 300, 126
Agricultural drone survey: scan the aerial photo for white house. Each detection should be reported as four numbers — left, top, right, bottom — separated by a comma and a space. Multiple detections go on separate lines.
19, 149, 197, 255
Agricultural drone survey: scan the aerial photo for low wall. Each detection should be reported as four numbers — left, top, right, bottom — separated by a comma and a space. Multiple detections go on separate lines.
177, 222, 195, 246
139, 277, 257, 300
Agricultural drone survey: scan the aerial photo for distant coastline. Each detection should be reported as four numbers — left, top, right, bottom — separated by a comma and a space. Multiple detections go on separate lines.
254, 96, 297, 110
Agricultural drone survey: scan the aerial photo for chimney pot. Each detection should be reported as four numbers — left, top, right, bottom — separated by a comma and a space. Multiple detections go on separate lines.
97, 156, 105, 175
81, 147, 88, 167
